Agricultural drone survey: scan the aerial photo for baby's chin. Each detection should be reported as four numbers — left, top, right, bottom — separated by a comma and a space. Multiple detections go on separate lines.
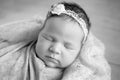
45, 61, 59, 68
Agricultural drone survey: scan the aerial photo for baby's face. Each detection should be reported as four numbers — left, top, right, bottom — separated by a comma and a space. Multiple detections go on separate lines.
35, 17, 84, 68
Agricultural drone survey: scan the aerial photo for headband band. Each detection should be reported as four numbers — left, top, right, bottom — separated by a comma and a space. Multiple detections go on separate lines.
48, 3, 88, 43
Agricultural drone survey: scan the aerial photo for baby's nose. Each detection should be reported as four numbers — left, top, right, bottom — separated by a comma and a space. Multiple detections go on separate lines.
49, 43, 62, 54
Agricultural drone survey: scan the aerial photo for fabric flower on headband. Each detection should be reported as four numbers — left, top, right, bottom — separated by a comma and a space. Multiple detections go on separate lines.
51, 4, 66, 15
49, 3, 88, 43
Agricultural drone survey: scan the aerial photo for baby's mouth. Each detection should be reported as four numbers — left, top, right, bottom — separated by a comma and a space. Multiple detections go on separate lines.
45, 56, 59, 64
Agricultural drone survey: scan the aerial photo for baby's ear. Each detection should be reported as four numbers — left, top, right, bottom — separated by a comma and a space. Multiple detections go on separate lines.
62, 32, 111, 80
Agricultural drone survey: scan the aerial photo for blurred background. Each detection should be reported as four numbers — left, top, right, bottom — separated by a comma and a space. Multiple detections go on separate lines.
0, 0, 120, 80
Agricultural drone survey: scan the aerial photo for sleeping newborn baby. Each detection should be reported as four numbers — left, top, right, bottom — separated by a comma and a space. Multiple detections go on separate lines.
0, 2, 111, 80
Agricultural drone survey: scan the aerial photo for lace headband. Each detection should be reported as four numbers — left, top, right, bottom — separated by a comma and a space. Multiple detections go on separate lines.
48, 3, 88, 43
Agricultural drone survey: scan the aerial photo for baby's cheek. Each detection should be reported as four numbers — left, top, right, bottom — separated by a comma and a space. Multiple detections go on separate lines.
39, 41, 52, 55
36, 41, 46, 55
61, 52, 76, 65
67, 52, 78, 61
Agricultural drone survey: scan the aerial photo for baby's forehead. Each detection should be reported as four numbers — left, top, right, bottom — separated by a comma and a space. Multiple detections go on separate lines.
44, 17, 82, 31
42, 17, 84, 43
45, 17, 80, 28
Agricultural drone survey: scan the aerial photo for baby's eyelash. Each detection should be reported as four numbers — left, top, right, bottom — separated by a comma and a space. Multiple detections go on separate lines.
64, 43, 74, 49
42, 34, 53, 41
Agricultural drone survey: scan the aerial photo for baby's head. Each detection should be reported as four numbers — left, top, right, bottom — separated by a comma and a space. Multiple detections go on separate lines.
35, 2, 91, 68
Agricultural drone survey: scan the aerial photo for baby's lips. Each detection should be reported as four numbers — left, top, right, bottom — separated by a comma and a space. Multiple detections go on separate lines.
45, 56, 60, 64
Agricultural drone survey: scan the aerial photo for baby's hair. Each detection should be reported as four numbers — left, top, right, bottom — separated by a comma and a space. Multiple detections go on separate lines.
46, 1, 91, 31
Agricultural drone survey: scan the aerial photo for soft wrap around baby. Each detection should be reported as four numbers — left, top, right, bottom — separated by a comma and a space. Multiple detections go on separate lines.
0, 18, 111, 80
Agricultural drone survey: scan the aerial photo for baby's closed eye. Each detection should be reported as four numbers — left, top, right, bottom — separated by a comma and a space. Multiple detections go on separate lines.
64, 43, 74, 50
42, 34, 54, 42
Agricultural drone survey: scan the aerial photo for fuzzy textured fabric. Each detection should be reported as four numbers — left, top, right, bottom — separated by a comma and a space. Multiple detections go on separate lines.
0, 18, 111, 80
62, 33, 111, 80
